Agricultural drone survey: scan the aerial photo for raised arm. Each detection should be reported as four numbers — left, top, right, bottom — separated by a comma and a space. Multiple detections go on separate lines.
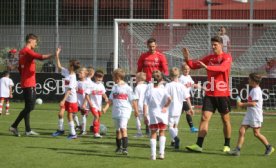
55, 47, 62, 72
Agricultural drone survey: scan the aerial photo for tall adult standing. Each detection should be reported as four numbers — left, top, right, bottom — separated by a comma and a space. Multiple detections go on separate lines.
184, 36, 233, 153
9, 33, 54, 136
137, 38, 169, 82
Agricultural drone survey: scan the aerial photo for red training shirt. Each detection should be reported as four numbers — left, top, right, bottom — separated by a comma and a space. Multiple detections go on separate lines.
186, 53, 232, 97
18, 47, 43, 88
137, 51, 169, 82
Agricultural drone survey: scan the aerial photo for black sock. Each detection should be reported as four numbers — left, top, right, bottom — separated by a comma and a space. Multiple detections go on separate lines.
196, 137, 204, 147
116, 138, 122, 149
145, 125, 149, 134
186, 114, 193, 128
266, 144, 271, 150
122, 137, 128, 149
224, 138, 230, 147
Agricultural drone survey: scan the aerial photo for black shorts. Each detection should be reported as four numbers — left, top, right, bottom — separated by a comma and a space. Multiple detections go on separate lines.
202, 96, 231, 114
182, 101, 190, 112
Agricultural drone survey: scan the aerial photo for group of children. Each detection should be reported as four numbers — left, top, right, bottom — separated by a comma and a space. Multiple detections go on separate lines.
2, 47, 274, 158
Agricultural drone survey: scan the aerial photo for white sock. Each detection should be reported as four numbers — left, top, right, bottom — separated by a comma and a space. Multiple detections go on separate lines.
150, 138, 157, 157
58, 118, 64, 131
69, 121, 76, 135
73, 114, 80, 126
159, 136, 166, 155
135, 117, 142, 133
175, 128, 179, 137
82, 115, 87, 132
169, 127, 176, 140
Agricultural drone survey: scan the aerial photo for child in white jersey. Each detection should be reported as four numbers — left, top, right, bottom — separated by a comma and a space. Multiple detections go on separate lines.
52, 48, 80, 139
103, 68, 138, 155
166, 67, 193, 149
228, 73, 274, 156
85, 70, 108, 138
0, 71, 14, 115
179, 63, 199, 133
76, 67, 89, 135
144, 70, 171, 160
133, 72, 148, 137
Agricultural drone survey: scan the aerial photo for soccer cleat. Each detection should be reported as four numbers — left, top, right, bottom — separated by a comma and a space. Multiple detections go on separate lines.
9, 127, 21, 137
190, 127, 199, 133
159, 154, 165, 160
75, 126, 82, 131
133, 133, 143, 138
115, 148, 122, 154
171, 141, 175, 147
227, 148, 240, 156
79, 131, 87, 135
94, 133, 102, 138
223, 146, 231, 153
67, 134, 77, 139
186, 144, 203, 152
25, 130, 39, 136
52, 130, 65, 137
174, 137, 180, 149
150, 155, 156, 160
265, 146, 275, 156
122, 148, 128, 155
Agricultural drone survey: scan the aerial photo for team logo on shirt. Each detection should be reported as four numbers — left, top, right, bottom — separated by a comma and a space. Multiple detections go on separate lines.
113, 93, 128, 100
92, 90, 104, 95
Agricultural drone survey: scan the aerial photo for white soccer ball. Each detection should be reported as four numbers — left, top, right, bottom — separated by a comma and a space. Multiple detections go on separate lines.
100, 124, 107, 135
36, 98, 43, 105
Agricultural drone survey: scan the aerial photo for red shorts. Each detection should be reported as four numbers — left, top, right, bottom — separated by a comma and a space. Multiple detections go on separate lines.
65, 101, 78, 113
91, 107, 102, 117
149, 122, 167, 130
0, 97, 9, 101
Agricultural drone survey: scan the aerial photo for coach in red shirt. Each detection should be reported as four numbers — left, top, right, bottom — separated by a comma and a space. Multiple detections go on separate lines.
184, 36, 232, 153
137, 38, 169, 82
10, 34, 54, 136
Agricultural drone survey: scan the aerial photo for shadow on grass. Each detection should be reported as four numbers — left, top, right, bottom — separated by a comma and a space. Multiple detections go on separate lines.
26, 146, 146, 160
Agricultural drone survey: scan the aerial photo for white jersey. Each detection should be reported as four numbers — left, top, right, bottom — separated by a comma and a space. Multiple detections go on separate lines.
134, 83, 148, 114
86, 82, 106, 111
179, 74, 194, 93
166, 81, 190, 117
144, 83, 171, 125
61, 67, 77, 103
77, 80, 88, 107
0, 77, 14, 98
244, 86, 263, 122
109, 83, 135, 119
220, 34, 230, 53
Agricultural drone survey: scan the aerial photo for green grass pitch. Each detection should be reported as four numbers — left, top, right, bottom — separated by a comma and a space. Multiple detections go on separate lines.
0, 103, 275, 168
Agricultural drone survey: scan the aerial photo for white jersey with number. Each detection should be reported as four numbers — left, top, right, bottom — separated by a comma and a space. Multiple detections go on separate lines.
0, 77, 14, 98
179, 74, 194, 93
109, 83, 135, 119
244, 86, 263, 122
134, 83, 148, 114
61, 67, 77, 103
166, 81, 190, 117
86, 82, 106, 111
144, 83, 171, 125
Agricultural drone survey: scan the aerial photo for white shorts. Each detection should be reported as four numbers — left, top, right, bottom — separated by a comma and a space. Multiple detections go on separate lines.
168, 116, 181, 127
113, 118, 129, 130
241, 118, 262, 128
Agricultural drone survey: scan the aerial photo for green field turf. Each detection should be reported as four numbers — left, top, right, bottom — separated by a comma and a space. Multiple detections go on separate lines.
0, 103, 275, 168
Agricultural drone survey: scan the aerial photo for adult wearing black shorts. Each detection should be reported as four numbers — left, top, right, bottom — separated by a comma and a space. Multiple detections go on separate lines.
183, 36, 232, 152
9, 34, 54, 136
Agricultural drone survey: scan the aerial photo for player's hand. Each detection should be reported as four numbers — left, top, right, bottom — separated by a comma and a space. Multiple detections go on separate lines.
60, 100, 65, 107
188, 109, 194, 116
182, 48, 190, 60
56, 47, 61, 57
9, 94, 13, 98
161, 107, 167, 113
198, 61, 207, 69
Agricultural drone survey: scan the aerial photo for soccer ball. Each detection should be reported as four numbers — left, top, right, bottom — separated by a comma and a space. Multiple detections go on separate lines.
36, 98, 43, 105
99, 124, 107, 135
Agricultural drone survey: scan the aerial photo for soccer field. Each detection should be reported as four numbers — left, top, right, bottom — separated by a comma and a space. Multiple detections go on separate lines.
0, 103, 275, 168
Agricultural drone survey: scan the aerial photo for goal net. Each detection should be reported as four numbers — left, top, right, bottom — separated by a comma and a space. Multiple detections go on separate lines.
114, 19, 276, 110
